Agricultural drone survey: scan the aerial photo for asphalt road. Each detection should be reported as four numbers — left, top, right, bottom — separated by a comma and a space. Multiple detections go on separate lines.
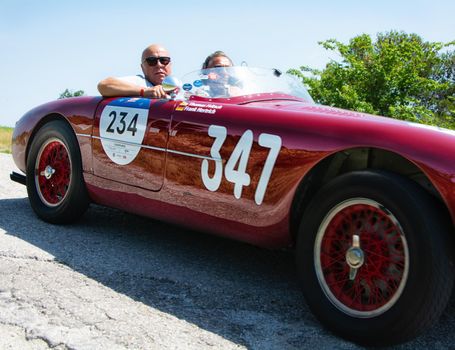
0, 152, 454, 349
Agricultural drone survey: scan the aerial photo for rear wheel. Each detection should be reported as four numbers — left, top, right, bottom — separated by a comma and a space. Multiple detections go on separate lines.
26, 120, 89, 223
296, 170, 454, 346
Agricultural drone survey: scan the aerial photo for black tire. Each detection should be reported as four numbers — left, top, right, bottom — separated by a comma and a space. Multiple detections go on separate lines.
296, 170, 454, 346
26, 120, 90, 224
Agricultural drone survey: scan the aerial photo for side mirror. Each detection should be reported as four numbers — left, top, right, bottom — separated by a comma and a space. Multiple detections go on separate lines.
162, 76, 182, 99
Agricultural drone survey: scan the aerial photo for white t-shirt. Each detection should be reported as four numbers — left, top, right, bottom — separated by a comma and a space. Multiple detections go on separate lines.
118, 74, 154, 87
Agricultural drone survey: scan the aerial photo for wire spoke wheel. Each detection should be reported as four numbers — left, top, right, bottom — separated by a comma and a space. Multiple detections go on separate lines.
35, 138, 72, 206
26, 120, 89, 223
296, 170, 454, 345
315, 199, 409, 317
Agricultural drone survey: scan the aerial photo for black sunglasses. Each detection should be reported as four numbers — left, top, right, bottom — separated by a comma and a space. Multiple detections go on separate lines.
144, 56, 171, 66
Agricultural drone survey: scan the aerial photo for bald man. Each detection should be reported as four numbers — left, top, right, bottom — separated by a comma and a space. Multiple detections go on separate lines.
97, 44, 172, 98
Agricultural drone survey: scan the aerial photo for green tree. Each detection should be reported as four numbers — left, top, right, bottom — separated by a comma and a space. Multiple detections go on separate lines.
58, 89, 85, 99
289, 31, 455, 129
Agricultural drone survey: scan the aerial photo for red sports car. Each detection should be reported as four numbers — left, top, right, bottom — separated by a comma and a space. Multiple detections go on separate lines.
10, 67, 455, 346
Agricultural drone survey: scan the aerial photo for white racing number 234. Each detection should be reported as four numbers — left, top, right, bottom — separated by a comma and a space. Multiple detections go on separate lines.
201, 125, 282, 205
100, 105, 148, 165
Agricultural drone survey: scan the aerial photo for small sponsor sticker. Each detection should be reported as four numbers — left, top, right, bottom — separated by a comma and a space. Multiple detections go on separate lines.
182, 83, 192, 91
175, 101, 188, 111
175, 101, 222, 115
193, 80, 203, 87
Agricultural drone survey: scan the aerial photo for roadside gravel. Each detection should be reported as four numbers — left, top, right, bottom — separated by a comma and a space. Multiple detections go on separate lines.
0, 153, 453, 349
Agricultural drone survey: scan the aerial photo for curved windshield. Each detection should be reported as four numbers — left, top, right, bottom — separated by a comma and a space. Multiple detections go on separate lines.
179, 67, 313, 102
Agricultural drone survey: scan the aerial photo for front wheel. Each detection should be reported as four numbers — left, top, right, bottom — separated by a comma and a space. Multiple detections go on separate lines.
26, 120, 90, 224
296, 170, 454, 346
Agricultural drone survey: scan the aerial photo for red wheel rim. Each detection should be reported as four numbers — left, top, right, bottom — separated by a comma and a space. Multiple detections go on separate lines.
35, 139, 71, 206
315, 199, 409, 317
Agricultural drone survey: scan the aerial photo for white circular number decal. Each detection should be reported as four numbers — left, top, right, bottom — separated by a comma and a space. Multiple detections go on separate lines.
99, 100, 149, 165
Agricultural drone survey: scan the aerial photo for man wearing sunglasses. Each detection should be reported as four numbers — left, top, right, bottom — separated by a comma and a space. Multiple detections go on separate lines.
97, 44, 172, 98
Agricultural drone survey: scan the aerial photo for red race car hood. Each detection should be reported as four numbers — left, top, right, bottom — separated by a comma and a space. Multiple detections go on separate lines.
243, 99, 375, 119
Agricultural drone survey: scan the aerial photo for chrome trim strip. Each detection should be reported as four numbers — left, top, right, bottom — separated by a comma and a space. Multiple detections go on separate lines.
92, 135, 167, 153
168, 148, 220, 161
91, 135, 220, 161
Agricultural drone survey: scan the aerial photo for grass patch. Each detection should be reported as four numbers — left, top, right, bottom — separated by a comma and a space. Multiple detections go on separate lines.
0, 126, 13, 154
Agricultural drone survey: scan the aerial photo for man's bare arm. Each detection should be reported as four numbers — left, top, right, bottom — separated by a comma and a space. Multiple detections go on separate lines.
97, 77, 167, 98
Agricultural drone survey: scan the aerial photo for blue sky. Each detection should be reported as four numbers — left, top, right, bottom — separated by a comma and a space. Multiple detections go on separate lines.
1, 0, 454, 127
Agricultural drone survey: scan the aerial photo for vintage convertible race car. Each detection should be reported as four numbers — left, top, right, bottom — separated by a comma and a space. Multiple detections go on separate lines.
10, 67, 455, 345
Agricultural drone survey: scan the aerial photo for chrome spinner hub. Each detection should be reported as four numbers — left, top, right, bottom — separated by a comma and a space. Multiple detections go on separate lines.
346, 234, 365, 280
41, 165, 56, 179
346, 247, 364, 268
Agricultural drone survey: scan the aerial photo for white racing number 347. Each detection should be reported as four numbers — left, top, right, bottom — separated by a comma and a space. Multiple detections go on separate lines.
201, 125, 282, 205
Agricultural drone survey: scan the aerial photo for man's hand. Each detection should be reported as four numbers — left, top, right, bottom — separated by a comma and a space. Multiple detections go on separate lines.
143, 85, 168, 99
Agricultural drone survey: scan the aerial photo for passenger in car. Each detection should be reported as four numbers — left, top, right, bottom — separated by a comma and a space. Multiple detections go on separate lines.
202, 50, 234, 69
97, 44, 172, 99
200, 51, 244, 97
